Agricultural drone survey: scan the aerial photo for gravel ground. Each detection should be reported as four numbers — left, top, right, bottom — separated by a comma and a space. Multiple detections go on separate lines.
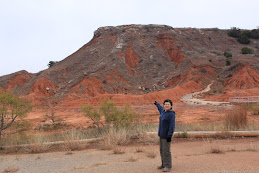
1, 138, 259, 173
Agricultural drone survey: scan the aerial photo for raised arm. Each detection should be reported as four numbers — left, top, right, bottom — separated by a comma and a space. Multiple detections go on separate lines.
154, 101, 164, 114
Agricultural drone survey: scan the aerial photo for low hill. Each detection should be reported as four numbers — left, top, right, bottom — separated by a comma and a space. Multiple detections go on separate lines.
1, 25, 259, 107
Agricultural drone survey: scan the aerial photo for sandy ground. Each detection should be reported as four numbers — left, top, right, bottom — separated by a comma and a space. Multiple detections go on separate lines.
1, 138, 259, 173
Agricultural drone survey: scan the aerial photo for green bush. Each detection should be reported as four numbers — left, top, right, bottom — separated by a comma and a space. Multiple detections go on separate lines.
82, 99, 140, 128
48, 61, 59, 68
249, 29, 259, 39
226, 59, 231, 66
224, 52, 232, 58
0, 90, 32, 148
242, 31, 251, 37
237, 34, 250, 44
228, 27, 241, 38
241, 47, 254, 54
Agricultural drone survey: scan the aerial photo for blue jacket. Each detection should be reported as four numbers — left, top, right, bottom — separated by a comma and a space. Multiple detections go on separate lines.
155, 102, 175, 139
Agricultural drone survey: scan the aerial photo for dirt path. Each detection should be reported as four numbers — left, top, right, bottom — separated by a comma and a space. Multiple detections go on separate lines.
181, 82, 229, 106
1, 138, 259, 173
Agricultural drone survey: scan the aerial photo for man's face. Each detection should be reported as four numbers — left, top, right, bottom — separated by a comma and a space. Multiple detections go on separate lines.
164, 102, 172, 111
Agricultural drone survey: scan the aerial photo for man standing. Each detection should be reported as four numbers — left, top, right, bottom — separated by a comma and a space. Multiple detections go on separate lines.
154, 99, 175, 172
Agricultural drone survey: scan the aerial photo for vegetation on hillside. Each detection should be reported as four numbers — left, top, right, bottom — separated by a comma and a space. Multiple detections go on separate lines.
228, 27, 259, 44
241, 47, 254, 54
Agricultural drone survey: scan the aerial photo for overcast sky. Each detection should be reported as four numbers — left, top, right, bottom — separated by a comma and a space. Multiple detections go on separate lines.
0, 0, 258, 76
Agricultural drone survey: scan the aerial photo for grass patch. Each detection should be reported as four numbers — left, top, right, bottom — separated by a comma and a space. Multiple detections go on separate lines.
1, 120, 259, 155
210, 147, 225, 154
2, 167, 20, 173
91, 162, 107, 168
113, 147, 126, 154
146, 148, 157, 158
125, 156, 138, 162
135, 147, 144, 153
225, 105, 248, 130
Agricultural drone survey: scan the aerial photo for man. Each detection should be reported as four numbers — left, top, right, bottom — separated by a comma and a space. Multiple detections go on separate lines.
154, 99, 175, 172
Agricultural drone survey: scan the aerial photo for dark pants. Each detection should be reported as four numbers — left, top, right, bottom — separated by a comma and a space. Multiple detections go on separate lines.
159, 138, 172, 169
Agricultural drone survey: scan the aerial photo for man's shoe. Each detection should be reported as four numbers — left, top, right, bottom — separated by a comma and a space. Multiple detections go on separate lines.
162, 167, 171, 172
157, 165, 164, 169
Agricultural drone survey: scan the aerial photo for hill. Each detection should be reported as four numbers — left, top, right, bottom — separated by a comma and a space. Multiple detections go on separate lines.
1, 25, 259, 108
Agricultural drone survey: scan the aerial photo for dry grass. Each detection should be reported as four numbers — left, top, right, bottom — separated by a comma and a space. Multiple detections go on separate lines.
102, 127, 128, 146
113, 147, 126, 154
214, 131, 232, 139
2, 167, 20, 173
91, 162, 107, 168
245, 143, 259, 152
62, 141, 82, 151
135, 147, 144, 153
65, 151, 74, 155
125, 156, 138, 162
225, 105, 248, 130
204, 139, 225, 154
210, 146, 225, 154
146, 147, 157, 158
28, 144, 50, 154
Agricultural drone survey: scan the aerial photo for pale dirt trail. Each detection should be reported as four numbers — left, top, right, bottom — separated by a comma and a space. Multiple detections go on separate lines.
1, 138, 259, 173
181, 81, 229, 106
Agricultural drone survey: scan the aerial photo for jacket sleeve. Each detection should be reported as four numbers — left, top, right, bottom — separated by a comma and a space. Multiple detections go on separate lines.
155, 102, 164, 114
167, 111, 176, 138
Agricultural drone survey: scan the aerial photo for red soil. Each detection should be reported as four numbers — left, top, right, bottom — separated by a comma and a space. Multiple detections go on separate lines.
125, 46, 141, 68
157, 34, 185, 64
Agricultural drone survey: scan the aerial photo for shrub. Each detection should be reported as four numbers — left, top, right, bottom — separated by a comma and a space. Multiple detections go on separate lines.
249, 29, 259, 39
224, 52, 232, 58
48, 61, 59, 68
241, 47, 254, 54
237, 34, 250, 44
82, 104, 103, 130
226, 59, 231, 66
228, 27, 241, 38
242, 30, 251, 38
82, 99, 140, 128
225, 105, 248, 130
249, 104, 259, 115
113, 147, 126, 154
146, 148, 157, 158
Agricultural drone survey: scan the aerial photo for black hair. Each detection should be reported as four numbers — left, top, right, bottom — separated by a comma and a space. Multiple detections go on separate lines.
163, 99, 173, 106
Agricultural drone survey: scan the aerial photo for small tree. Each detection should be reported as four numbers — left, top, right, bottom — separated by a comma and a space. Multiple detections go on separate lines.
48, 61, 59, 68
99, 99, 117, 126
114, 105, 139, 127
44, 108, 64, 130
82, 104, 103, 130
0, 90, 31, 148
228, 27, 241, 38
241, 47, 254, 54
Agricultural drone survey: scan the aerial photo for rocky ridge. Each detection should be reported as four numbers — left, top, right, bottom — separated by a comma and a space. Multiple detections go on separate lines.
0, 24, 259, 107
